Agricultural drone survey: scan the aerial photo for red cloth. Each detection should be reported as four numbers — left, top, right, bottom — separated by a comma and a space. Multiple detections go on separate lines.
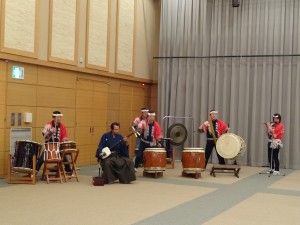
272, 122, 284, 140
201, 119, 228, 136
139, 120, 163, 140
45, 121, 68, 142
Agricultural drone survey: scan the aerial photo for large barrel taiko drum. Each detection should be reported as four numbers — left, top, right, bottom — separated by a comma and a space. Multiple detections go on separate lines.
12, 140, 43, 173
216, 133, 246, 159
143, 148, 166, 171
182, 148, 205, 172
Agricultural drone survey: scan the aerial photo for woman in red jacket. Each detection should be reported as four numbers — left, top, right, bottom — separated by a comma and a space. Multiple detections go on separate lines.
265, 113, 285, 175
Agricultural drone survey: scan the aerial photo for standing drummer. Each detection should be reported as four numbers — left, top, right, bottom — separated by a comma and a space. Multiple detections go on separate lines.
199, 109, 229, 168
134, 111, 163, 171
36, 111, 71, 173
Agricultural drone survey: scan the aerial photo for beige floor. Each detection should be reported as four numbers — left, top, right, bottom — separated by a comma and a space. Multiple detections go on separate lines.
1, 162, 299, 225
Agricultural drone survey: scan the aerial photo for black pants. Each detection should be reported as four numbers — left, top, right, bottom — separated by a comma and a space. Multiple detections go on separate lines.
101, 154, 136, 184
205, 140, 225, 168
268, 142, 280, 171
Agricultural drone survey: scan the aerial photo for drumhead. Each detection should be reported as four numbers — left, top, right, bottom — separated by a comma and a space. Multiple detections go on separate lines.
144, 148, 166, 152
183, 148, 204, 153
216, 133, 243, 159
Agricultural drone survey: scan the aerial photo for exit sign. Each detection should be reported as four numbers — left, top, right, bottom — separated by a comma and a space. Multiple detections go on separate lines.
12, 66, 24, 79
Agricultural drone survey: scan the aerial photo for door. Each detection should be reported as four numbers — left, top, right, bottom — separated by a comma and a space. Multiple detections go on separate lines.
75, 79, 109, 165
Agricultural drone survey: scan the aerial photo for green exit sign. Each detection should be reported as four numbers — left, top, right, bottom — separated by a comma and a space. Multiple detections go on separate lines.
12, 66, 24, 79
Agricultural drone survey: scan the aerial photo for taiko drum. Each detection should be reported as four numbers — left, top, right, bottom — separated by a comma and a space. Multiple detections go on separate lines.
182, 148, 205, 171
143, 148, 166, 171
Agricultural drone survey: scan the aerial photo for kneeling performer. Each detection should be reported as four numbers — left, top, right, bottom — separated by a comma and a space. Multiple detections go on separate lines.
95, 122, 136, 184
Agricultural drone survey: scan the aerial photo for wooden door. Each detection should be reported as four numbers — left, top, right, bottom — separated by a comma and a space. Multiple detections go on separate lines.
75, 79, 109, 165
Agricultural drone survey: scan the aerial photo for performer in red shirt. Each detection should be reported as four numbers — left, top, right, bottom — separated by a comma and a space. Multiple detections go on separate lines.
132, 108, 149, 161
199, 110, 229, 168
265, 113, 285, 175
36, 111, 70, 173
134, 111, 163, 170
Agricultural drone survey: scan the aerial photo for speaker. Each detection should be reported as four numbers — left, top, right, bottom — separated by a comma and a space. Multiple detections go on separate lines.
232, 0, 240, 7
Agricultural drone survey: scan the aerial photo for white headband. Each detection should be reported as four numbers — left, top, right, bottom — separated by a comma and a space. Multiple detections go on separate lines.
210, 111, 218, 114
273, 115, 279, 118
148, 112, 156, 116
53, 113, 63, 117
141, 109, 149, 112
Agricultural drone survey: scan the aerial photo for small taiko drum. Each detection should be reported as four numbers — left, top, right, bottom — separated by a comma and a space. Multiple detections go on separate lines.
12, 140, 43, 173
60, 141, 76, 150
182, 148, 205, 172
44, 142, 61, 160
143, 148, 166, 171
216, 133, 246, 159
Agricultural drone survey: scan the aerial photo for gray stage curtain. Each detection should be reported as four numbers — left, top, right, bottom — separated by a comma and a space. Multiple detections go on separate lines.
158, 0, 300, 169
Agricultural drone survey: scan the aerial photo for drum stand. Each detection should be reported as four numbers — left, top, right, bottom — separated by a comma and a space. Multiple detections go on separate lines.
259, 147, 285, 177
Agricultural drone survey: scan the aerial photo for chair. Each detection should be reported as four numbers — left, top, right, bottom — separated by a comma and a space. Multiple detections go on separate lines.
42, 142, 63, 183
60, 149, 80, 182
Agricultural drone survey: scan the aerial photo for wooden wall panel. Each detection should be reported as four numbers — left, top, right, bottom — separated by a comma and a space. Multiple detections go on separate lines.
92, 127, 107, 146
76, 144, 91, 165
75, 127, 91, 146
76, 90, 93, 109
133, 88, 146, 97
76, 79, 93, 90
0, 128, 4, 148
36, 86, 75, 108
7, 83, 37, 106
66, 127, 75, 141
35, 127, 45, 144
107, 110, 119, 125
76, 109, 93, 127
0, 61, 7, 80
119, 85, 133, 95
93, 82, 109, 92
120, 94, 132, 110
0, 82, 6, 106
108, 93, 120, 110
38, 66, 77, 89
93, 109, 107, 127
7, 62, 38, 84
0, 105, 5, 129
107, 79, 120, 93
132, 95, 146, 109
93, 92, 108, 109
5, 106, 36, 128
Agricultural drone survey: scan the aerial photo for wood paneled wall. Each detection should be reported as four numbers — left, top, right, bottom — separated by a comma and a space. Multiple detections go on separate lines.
0, 61, 157, 176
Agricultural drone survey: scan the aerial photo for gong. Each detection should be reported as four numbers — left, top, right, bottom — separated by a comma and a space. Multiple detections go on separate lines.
167, 123, 188, 146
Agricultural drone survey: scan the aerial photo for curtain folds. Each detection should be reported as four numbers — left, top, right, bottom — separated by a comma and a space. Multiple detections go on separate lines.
158, 0, 300, 168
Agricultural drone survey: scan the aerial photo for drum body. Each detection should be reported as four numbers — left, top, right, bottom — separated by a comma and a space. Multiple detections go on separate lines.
216, 133, 246, 159
143, 148, 166, 171
44, 142, 61, 160
60, 141, 76, 150
13, 140, 42, 173
182, 148, 205, 171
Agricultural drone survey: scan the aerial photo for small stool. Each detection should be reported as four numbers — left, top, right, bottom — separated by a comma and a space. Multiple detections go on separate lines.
60, 149, 80, 182
143, 170, 164, 178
